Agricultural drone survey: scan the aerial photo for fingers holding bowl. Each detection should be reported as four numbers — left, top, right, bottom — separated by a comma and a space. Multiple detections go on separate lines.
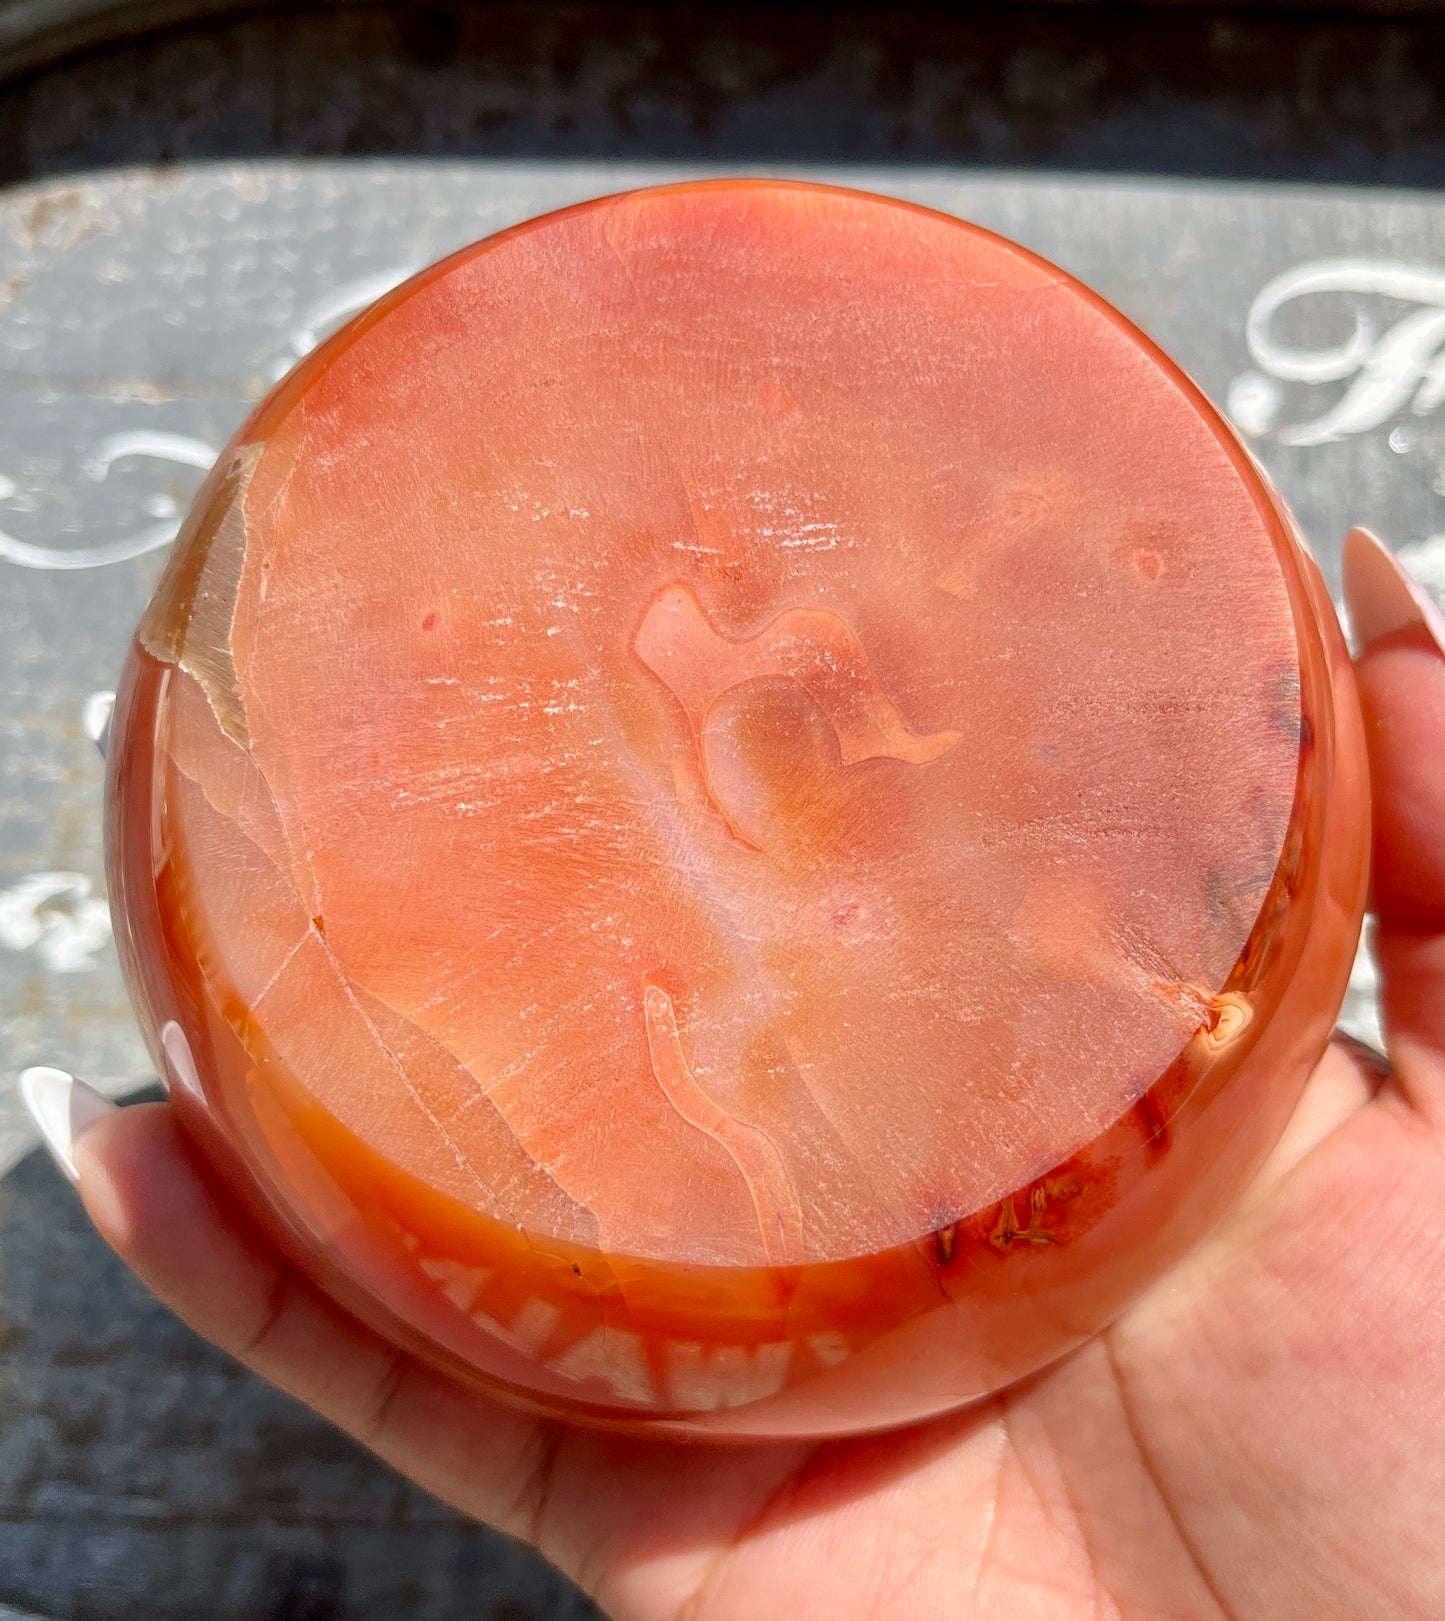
16, 1072, 558, 1539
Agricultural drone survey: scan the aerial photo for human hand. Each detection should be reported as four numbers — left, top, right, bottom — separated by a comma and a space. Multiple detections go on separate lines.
21, 524, 1445, 1620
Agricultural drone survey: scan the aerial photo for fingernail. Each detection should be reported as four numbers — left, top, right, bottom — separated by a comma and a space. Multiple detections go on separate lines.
82, 691, 114, 759
17, 1067, 117, 1183
1342, 526, 1445, 656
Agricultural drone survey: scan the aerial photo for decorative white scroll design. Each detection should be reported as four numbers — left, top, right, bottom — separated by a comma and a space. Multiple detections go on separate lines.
1229, 258, 1445, 446
0, 871, 112, 973
0, 430, 217, 571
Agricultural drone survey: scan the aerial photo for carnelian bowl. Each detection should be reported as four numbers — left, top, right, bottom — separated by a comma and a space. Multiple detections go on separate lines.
105, 181, 1369, 1438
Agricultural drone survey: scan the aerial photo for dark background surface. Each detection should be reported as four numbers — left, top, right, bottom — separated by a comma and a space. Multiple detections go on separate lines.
0, 4, 1441, 1619
4, 1, 1445, 185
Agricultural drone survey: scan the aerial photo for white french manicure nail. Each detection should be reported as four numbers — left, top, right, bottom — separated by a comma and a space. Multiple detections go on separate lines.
17, 1067, 117, 1183
82, 690, 115, 759
1342, 526, 1445, 657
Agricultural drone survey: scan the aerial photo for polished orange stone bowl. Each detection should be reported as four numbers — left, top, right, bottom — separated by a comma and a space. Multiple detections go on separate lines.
105, 180, 1370, 1438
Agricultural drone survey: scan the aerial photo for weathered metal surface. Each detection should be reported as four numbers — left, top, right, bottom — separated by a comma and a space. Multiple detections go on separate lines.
5, 3, 1445, 187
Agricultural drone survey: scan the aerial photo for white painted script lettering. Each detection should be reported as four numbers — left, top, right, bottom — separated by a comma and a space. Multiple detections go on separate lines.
1229, 258, 1445, 446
